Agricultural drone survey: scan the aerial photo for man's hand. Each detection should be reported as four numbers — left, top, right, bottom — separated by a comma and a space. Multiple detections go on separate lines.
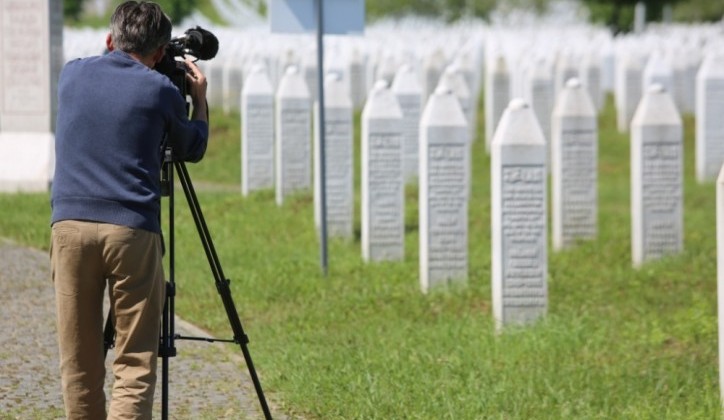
185, 59, 208, 123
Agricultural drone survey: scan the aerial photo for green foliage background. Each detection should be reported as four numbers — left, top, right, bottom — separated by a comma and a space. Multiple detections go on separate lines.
62, 0, 724, 28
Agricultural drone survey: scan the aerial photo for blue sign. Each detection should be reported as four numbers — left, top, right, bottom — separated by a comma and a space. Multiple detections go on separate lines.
269, 0, 365, 35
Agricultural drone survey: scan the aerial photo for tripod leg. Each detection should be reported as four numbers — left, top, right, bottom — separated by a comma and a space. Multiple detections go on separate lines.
175, 160, 273, 420
103, 309, 115, 356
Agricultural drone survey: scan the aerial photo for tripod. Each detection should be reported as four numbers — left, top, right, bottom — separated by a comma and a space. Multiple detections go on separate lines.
103, 147, 272, 420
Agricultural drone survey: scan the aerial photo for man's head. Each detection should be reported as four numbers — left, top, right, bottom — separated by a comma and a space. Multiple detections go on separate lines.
108, 1, 172, 64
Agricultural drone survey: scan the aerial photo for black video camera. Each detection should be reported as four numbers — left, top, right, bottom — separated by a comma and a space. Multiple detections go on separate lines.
156, 26, 219, 96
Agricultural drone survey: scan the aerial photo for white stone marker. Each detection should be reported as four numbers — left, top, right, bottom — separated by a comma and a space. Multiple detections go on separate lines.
552, 79, 598, 251
581, 51, 603, 112
716, 163, 724, 407
525, 60, 554, 159
275, 66, 311, 205
642, 52, 673, 96
554, 52, 579, 98
0, 0, 63, 192
423, 49, 446, 104
361, 81, 405, 262
207, 61, 226, 110
634, 2, 646, 33
491, 98, 548, 330
392, 65, 423, 183
485, 55, 511, 153
616, 53, 645, 133
631, 84, 683, 267
419, 86, 469, 293
241, 66, 275, 196
438, 66, 472, 141
314, 73, 354, 238
222, 58, 244, 115
696, 54, 724, 182
349, 49, 367, 110
302, 48, 317, 103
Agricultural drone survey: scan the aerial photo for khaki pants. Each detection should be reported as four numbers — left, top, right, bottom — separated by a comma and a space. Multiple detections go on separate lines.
51, 220, 165, 419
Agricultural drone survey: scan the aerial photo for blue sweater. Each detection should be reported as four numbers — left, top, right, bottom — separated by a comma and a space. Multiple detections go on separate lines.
51, 50, 208, 233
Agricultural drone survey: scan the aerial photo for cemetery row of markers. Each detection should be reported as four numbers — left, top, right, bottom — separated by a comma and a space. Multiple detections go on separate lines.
61, 22, 724, 332
238, 57, 720, 332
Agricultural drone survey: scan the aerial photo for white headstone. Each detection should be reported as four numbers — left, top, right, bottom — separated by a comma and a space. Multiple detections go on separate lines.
634, 2, 646, 33
716, 163, 724, 408
581, 51, 604, 112
438, 66, 472, 141
0, 0, 62, 192
642, 52, 673, 96
241, 66, 275, 196
485, 55, 511, 153
696, 54, 724, 182
554, 51, 579, 98
206, 61, 225, 110
491, 98, 548, 330
525, 60, 554, 160
419, 86, 469, 293
391, 65, 423, 183
275, 66, 311, 205
423, 49, 446, 104
361, 80, 405, 262
222, 59, 244, 115
302, 48, 317, 103
551, 79, 598, 250
616, 53, 645, 133
314, 73, 354, 238
631, 84, 683, 267
349, 49, 367, 110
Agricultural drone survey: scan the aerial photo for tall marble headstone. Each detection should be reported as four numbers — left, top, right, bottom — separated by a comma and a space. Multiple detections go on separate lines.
634, 2, 646, 34
314, 73, 354, 238
0, 0, 63, 192
695, 54, 724, 182
616, 53, 645, 133
438, 66, 472, 142
491, 98, 548, 330
485, 55, 511, 153
275, 66, 311, 205
554, 52, 579, 99
206, 60, 225, 110
222, 58, 244, 115
631, 84, 683, 267
423, 49, 446, 104
581, 50, 603, 112
716, 163, 724, 408
391, 65, 422, 183
525, 60, 554, 161
642, 52, 673, 95
302, 48, 318, 103
361, 81, 404, 262
241, 66, 275, 196
419, 86, 469, 293
551, 79, 598, 250
349, 49, 367, 110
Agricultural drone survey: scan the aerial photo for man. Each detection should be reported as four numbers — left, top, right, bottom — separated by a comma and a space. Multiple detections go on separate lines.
50, 1, 208, 418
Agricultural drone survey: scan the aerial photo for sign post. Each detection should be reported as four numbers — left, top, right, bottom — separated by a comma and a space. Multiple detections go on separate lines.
269, 0, 365, 275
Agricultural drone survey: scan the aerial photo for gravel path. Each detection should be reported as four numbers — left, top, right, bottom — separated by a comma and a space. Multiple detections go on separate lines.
0, 238, 285, 419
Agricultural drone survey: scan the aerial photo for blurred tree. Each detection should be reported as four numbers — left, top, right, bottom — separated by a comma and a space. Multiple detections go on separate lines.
580, 0, 682, 34
673, 1, 724, 22
64, 0, 85, 22
154, 0, 199, 24
63, 0, 198, 25
366, 0, 497, 22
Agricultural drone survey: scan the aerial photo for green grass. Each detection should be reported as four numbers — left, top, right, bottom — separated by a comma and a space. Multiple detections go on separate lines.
1, 96, 720, 418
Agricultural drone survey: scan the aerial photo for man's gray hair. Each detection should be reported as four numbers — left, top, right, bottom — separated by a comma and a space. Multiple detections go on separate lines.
110, 1, 172, 57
